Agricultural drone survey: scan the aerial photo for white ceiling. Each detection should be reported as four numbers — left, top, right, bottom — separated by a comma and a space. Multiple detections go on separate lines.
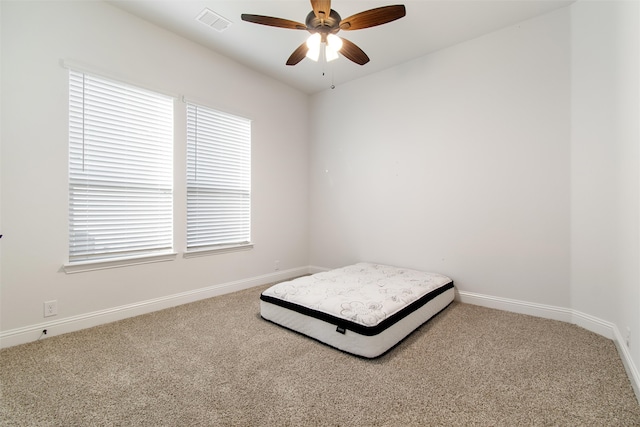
107, 0, 574, 94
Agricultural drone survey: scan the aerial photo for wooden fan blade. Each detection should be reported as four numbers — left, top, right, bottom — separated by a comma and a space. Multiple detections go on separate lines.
286, 42, 309, 66
339, 5, 406, 31
241, 14, 307, 30
311, 0, 332, 20
339, 37, 370, 65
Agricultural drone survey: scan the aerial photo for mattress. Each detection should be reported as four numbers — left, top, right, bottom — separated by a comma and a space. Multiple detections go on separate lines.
260, 262, 455, 358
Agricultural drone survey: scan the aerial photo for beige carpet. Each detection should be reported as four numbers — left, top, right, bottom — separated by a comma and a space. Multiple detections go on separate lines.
1, 283, 639, 426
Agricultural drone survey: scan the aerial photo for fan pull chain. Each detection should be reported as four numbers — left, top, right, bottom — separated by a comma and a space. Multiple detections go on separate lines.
330, 61, 336, 89
331, 66, 335, 90
320, 53, 336, 90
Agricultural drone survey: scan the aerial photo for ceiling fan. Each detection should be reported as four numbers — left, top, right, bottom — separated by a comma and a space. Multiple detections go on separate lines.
241, 0, 406, 66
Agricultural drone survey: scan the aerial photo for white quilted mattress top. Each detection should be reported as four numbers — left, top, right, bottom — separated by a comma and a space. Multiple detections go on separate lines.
261, 262, 453, 328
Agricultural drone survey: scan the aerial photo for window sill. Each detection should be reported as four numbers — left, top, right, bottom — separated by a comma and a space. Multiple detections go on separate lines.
183, 243, 254, 259
63, 252, 178, 274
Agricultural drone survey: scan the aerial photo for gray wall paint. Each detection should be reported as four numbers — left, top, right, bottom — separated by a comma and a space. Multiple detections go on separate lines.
309, 7, 572, 307
0, 1, 309, 331
1, 0, 638, 381
570, 0, 639, 374
308, 1, 639, 380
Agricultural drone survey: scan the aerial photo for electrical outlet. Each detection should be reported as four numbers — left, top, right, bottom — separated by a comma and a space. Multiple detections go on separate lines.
274, 260, 280, 271
44, 300, 58, 317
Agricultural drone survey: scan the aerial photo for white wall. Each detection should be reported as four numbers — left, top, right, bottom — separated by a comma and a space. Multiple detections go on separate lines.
571, 0, 639, 379
309, 0, 639, 396
309, 7, 572, 308
1, 0, 638, 395
0, 1, 309, 338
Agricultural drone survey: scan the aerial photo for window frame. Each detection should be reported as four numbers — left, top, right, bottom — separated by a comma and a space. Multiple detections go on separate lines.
184, 102, 253, 256
65, 69, 177, 272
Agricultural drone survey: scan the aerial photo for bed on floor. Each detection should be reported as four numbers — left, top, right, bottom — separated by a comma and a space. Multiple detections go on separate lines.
260, 262, 455, 358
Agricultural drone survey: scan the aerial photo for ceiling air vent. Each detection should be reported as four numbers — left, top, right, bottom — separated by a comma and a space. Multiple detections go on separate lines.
195, 8, 232, 32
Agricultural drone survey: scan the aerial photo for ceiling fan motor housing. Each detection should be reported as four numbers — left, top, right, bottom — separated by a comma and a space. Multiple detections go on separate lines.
305, 9, 342, 35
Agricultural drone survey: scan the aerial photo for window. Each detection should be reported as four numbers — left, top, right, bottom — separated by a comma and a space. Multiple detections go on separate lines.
68, 70, 174, 264
186, 103, 251, 252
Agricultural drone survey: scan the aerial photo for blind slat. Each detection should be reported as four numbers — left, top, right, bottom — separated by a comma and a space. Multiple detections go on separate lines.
186, 103, 251, 250
69, 70, 174, 262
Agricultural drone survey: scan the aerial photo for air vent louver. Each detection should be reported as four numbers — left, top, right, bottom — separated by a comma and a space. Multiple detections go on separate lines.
196, 8, 231, 32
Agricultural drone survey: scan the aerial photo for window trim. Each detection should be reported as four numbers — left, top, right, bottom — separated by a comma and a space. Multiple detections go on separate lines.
62, 252, 178, 274
182, 242, 254, 259
60, 62, 256, 271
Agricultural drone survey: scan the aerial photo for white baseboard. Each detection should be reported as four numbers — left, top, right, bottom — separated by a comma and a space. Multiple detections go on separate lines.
457, 290, 640, 405
612, 324, 640, 404
0, 266, 309, 349
2, 270, 638, 405
456, 290, 573, 323
308, 265, 330, 274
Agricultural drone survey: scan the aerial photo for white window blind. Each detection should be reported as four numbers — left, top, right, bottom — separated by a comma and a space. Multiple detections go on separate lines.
186, 103, 251, 251
68, 70, 174, 263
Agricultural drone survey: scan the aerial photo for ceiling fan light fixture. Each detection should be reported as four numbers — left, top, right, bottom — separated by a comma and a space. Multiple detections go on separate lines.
325, 45, 339, 62
325, 33, 342, 62
305, 33, 321, 61
327, 34, 343, 51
